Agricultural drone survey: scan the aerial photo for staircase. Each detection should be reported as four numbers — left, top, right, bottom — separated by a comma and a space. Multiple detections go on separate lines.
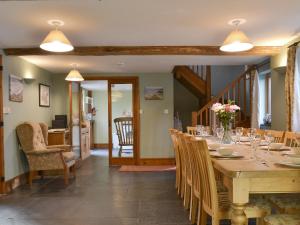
191, 66, 257, 128
173, 65, 211, 105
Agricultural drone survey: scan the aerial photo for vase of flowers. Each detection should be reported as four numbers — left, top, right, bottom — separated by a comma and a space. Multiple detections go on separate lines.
211, 101, 240, 144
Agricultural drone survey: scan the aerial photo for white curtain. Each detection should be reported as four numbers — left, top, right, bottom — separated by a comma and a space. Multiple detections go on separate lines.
292, 47, 300, 131
251, 69, 261, 128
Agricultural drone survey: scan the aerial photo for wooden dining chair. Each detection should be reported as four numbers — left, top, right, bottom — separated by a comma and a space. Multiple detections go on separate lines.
256, 129, 266, 136
266, 130, 285, 143
283, 131, 299, 147
174, 131, 186, 199
169, 128, 181, 195
114, 117, 133, 156
187, 126, 197, 135
184, 134, 200, 224
191, 139, 271, 225
178, 133, 193, 210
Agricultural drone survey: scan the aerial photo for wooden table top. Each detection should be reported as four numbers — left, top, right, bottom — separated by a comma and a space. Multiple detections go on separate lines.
203, 137, 300, 178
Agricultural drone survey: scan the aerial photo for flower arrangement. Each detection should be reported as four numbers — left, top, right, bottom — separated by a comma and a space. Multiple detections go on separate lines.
211, 100, 240, 143
211, 101, 240, 130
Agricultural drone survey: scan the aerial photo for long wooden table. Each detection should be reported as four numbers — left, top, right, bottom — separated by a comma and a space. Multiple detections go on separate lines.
206, 139, 300, 225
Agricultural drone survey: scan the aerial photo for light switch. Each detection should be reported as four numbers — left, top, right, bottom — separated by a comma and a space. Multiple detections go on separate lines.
164, 109, 169, 114
139, 109, 143, 114
4, 106, 12, 114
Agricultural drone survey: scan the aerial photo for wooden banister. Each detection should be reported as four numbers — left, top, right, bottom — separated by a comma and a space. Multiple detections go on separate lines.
194, 65, 256, 126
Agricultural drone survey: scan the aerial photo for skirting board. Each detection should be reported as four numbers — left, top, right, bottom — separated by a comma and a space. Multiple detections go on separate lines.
2, 172, 29, 194
138, 158, 175, 166
94, 143, 109, 149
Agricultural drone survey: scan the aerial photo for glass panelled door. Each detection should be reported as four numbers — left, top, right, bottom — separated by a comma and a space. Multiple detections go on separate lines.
108, 79, 138, 165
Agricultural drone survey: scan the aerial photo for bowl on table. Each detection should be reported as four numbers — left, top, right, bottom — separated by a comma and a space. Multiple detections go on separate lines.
269, 143, 284, 150
209, 143, 220, 150
286, 154, 300, 165
217, 145, 234, 156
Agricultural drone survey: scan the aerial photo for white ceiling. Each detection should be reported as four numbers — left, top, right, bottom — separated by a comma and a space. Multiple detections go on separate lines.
1, 0, 300, 73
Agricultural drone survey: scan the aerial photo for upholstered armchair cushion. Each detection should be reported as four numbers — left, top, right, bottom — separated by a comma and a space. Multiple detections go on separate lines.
17, 122, 47, 152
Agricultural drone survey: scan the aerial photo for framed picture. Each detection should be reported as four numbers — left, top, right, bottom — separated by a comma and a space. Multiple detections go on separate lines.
39, 83, 50, 107
9, 74, 24, 102
144, 86, 164, 100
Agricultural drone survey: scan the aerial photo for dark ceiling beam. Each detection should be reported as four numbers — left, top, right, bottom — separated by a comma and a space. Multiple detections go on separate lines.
3, 46, 281, 56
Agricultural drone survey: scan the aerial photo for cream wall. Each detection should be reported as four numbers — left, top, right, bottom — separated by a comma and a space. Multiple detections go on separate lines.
2, 55, 56, 180
270, 37, 300, 130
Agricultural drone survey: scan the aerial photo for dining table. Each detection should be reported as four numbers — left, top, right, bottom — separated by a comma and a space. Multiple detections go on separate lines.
203, 136, 300, 225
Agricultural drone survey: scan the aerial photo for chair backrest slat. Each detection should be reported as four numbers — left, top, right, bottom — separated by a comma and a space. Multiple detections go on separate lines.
114, 117, 133, 146
187, 126, 197, 135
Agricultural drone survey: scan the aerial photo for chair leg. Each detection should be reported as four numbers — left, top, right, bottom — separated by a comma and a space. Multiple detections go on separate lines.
64, 168, 69, 186
184, 184, 191, 209
180, 176, 185, 199
189, 194, 198, 224
200, 209, 207, 225
256, 218, 265, 225
197, 202, 202, 225
118, 146, 122, 157
72, 165, 76, 178
28, 171, 34, 188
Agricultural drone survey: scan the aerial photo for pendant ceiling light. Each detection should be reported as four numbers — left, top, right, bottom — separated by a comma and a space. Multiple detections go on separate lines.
40, 20, 74, 52
220, 19, 253, 52
65, 64, 84, 82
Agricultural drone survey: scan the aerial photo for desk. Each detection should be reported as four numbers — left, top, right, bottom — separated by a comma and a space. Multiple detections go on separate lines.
48, 129, 69, 145
208, 141, 300, 225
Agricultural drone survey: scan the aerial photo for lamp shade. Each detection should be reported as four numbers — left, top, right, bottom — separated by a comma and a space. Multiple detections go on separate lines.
220, 29, 253, 52
65, 69, 84, 82
40, 29, 74, 52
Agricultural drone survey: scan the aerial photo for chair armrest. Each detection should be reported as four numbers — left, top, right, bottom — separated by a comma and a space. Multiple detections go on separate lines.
26, 148, 63, 155
47, 145, 72, 152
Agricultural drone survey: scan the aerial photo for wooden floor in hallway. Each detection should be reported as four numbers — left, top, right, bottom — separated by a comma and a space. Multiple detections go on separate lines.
0, 150, 191, 225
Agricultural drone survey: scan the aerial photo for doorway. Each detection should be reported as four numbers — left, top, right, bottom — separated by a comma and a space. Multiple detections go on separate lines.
0, 55, 4, 193
82, 77, 139, 165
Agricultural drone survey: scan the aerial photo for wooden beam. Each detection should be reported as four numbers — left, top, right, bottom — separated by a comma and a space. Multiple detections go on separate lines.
3, 46, 281, 56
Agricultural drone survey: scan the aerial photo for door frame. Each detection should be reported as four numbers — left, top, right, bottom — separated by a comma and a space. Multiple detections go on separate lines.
0, 55, 4, 193
83, 76, 140, 165
68, 82, 82, 159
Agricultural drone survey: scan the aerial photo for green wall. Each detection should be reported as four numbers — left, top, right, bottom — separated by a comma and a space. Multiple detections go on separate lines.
2, 55, 57, 180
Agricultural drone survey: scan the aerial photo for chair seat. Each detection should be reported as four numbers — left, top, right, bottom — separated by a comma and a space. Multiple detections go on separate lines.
218, 192, 271, 219
264, 214, 300, 225
63, 152, 76, 162
268, 194, 300, 214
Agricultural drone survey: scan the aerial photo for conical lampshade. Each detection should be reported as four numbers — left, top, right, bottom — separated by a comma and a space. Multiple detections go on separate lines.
40, 29, 74, 52
220, 29, 253, 52
65, 69, 84, 82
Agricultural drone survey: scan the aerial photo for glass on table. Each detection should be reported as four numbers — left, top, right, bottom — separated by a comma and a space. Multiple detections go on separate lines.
196, 125, 204, 136
216, 127, 224, 143
248, 128, 257, 139
231, 129, 237, 144
264, 131, 274, 154
251, 134, 261, 159
236, 127, 243, 144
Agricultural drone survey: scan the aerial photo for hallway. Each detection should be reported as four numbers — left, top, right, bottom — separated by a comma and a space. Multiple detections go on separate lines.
0, 150, 190, 225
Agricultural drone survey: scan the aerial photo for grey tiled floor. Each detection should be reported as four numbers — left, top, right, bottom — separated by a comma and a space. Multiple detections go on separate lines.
0, 150, 191, 225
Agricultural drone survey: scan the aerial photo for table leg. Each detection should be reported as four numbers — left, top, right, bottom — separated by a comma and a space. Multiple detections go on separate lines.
231, 203, 247, 225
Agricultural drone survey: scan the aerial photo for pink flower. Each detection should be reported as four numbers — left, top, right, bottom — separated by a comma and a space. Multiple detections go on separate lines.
211, 103, 223, 112
230, 105, 240, 111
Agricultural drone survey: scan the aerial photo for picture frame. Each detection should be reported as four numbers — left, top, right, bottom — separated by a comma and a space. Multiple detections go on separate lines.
39, 83, 50, 107
144, 86, 164, 100
9, 74, 24, 102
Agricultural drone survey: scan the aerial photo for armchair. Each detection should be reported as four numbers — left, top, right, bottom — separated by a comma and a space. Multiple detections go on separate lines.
16, 122, 76, 186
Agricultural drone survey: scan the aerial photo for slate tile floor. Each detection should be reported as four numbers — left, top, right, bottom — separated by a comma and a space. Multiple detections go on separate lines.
0, 150, 191, 225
